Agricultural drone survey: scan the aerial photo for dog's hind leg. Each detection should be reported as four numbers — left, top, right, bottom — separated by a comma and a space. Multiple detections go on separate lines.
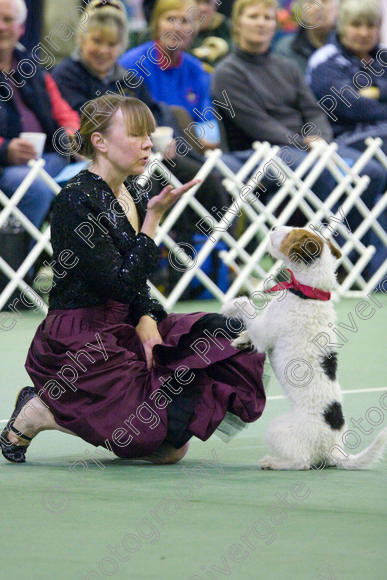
258, 410, 319, 470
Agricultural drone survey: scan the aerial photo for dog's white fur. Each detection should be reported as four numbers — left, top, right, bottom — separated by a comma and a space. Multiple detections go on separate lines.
222, 226, 387, 470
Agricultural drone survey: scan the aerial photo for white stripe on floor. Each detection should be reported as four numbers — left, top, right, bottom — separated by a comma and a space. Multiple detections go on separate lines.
265, 386, 387, 401
0, 387, 385, 424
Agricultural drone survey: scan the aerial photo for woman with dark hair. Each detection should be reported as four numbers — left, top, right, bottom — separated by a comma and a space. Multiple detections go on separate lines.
0, 95, 266, 464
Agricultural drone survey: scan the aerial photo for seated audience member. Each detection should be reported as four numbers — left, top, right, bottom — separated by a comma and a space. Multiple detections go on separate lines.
307, 0, 387, 154
0, 0, 79, 232
119, 0, 220, 148
190, 0, 231, 67
213, 0, 386, 277
130, 1, 231, 68
274, 0, 339, 73
52, 0, 230, 281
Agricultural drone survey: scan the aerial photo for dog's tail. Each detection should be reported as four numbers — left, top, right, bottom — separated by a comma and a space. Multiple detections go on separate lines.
336, 427, 387, 469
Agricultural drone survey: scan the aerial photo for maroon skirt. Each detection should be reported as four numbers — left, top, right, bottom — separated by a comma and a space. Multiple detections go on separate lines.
25, 301, 266, 458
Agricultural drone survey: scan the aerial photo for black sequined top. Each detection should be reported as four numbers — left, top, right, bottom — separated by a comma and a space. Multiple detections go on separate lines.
48, 170, 167, 325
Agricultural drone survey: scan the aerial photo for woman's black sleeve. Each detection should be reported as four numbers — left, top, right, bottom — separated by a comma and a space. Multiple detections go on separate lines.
51, 190, 161, 304
130, 284, 167, 325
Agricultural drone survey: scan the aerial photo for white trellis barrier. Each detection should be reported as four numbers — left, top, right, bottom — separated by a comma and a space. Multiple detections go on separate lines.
212, 138, 386, 300
143, 138, 386, 307
0, 139, 386, 315
0, 158, 60, 313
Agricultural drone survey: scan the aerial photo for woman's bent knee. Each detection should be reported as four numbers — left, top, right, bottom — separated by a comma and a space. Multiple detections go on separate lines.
146, 441, 190, 464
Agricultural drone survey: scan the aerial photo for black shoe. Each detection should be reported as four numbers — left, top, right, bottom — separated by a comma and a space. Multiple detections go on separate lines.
0, 387, 37, 463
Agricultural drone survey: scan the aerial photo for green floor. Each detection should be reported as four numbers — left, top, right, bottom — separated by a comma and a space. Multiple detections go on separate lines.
1, 297, 386, 580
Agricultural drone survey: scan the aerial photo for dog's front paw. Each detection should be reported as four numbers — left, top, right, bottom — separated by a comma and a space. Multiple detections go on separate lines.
221, 296, 249, 319
231, 330, 252, 350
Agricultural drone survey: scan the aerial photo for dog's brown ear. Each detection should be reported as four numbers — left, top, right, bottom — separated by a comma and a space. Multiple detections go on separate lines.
327, 239, 342, 259
283, 230, 323, 264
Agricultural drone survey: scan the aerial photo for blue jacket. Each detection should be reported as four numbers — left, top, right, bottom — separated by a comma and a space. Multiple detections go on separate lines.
119, 41, 215, 123
306, 36, 387, 137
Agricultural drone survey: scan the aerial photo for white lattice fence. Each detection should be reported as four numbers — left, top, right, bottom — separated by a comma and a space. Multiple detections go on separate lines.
0, 158, 60, 313
144, 138, 386, 307
212, 137, 387, 301
0, 139, 386, 316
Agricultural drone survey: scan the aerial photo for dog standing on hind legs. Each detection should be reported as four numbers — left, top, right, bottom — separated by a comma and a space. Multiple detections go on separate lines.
222, 226, 387, 470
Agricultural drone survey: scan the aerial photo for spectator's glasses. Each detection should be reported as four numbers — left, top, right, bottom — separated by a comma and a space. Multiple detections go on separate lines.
93, 0, 125, 11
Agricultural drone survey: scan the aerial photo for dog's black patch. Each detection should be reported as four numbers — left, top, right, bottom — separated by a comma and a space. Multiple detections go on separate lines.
320, 351, 337, 381
323, 401, 344, 430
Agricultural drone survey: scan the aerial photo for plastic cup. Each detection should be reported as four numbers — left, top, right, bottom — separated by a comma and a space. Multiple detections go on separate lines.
151, 126, 174, 154
19, 132, 47, 158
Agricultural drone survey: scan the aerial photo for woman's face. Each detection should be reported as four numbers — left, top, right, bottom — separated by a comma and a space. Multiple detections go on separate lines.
235, 4, 277, 54
156, 7, 197, 51
340, 19, 380, 58
80, 26, 123, 78
196, 1, 216, 30
96, 109, 153, 176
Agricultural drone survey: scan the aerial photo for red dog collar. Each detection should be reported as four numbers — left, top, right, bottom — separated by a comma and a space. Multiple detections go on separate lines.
264, 269, 331, 301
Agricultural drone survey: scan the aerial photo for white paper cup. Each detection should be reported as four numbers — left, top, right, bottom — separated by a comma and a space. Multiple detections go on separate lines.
19, 132, 47, 158
151, 126, 174, 154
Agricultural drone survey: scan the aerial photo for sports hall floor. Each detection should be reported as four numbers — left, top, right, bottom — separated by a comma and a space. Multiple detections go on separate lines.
1, 296, 386, 580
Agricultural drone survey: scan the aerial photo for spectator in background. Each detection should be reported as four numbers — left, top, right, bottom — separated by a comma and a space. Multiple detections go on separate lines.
129, 1, 232, 69
120, 0, 220, 148
307, 0, 387, 154
274, 0, 339, 73
213, 0, 386, 277
213, 0, 333, 168
190, 0, 231, 67
0, 0, 79, 232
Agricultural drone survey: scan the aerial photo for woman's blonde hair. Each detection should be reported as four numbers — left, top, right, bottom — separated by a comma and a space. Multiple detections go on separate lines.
231, 0, 278, 43
69, 95, 156, 159
77, 0, 129, 51
337, 0, 381, 36
150, 0, 194, 39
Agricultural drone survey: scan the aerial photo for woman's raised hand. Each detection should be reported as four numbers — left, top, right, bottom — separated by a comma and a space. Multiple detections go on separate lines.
146, 179, 201, 217
141, 178, 201, 239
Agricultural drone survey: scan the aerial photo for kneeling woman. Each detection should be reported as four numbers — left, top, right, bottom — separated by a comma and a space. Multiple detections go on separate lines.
1, 96, 266, 464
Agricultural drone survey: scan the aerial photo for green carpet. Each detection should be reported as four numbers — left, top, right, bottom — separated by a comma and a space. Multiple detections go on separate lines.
1, 297, 386, 580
